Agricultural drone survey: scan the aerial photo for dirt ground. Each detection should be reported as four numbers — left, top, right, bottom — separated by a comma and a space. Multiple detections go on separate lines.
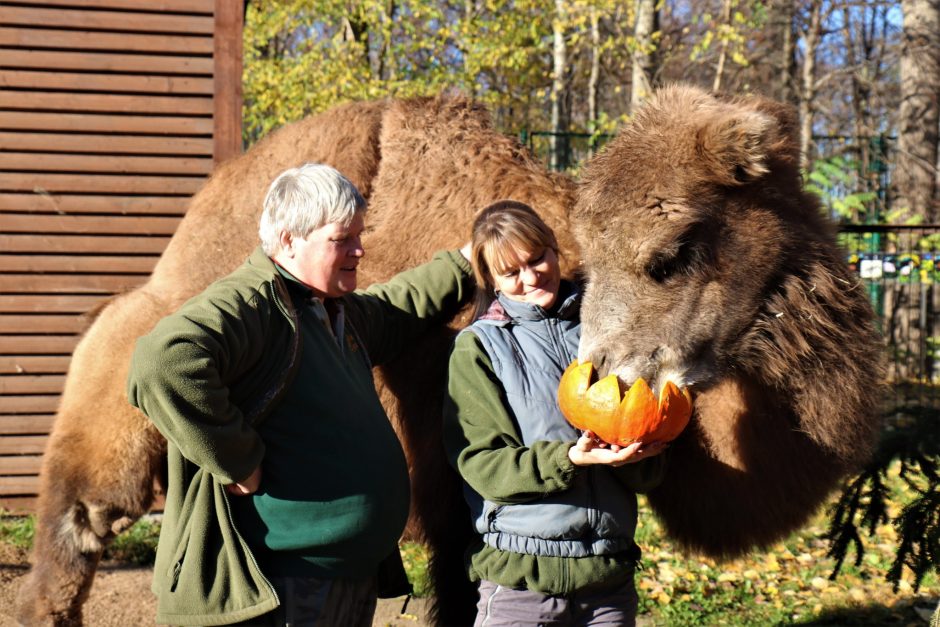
0, 543, 431, 627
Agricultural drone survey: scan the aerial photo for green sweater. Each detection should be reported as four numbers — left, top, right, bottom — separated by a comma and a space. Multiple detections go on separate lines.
443, 332, 667, 596
231, 266, 409, 579
128, 246, 471, 625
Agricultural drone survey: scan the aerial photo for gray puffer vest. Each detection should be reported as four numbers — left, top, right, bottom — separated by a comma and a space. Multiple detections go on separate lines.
461, 283, 639, 558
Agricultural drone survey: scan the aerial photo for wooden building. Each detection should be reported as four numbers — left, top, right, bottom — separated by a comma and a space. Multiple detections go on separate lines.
0, 0, 244, 511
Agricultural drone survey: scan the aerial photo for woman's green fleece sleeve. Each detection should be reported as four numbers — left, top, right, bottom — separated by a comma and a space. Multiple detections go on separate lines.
443, 331, 578, 505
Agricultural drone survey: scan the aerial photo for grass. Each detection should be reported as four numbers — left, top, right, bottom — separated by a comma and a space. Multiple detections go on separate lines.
631, 462, 939, 626
0, 512, 34, 549
400, 541, 432, 597
104, 516, 161, 565
2, 463, 937, 625
0, 512, 160, 565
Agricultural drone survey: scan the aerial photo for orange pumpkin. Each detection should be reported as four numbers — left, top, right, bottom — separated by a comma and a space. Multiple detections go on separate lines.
557, 360, 693, 446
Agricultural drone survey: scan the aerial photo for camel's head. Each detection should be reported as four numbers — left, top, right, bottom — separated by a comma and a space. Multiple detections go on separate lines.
573, 85, 818, 393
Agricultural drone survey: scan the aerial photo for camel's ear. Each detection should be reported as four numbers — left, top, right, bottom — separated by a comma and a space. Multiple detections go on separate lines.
696, 109, 775, 186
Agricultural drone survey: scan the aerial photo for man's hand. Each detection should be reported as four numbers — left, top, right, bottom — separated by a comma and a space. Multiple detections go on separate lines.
568, 431, 667, 467
225, 465, 262, 496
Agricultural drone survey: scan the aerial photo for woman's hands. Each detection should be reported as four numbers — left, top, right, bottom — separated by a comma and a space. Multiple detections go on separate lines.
225, 465, 262, 495
568, 431, 667, 467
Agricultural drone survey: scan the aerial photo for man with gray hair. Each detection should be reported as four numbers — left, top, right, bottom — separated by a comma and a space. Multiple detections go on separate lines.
128, 163, 472, 626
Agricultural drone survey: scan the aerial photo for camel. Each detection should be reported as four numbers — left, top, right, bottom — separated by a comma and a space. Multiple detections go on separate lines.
16, 87, 882, 625
574, 85, 884, 556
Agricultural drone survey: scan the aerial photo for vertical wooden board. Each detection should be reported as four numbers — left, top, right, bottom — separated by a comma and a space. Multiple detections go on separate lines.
213, 0, 244, 165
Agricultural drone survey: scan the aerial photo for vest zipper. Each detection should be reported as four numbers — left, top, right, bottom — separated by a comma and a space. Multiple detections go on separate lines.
547, 318, 565, 364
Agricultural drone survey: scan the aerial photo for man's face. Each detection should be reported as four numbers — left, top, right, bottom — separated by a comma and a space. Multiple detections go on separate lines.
275, 212, 365, 298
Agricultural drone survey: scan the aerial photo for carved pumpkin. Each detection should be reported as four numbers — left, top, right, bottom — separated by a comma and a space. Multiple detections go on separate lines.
557, 360, 693, 446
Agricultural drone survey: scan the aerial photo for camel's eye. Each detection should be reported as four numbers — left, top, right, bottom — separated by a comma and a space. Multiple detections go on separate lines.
646, 256, 678, 283
646, 224, 712, 283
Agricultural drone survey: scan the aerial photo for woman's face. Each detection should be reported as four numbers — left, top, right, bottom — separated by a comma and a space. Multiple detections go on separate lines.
490, 245, 561, 309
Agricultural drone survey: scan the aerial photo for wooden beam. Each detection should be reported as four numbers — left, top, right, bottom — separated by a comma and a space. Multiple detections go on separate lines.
0, 111, 213, 135
0, 395, 61, 415
0, 133, 213, 155
0, 214, 181, 234
0, 495, 37, 514
0, 456, 43, 476
213, 0, 243, 166
0, 92, 214, 116
0, 414, 56, 434
0, 234, 170, 254
1, 152, 212, 175
2, 49, 213, 75
0, 193, 191, 215
0, 274, 148, 293
0, 474, 42, 495
0, 255, 157, 274
0, 27, 213, 54
0, 70, 213, 95
0, 6, 214, 34
0, 356, 72, 374
0, 314, 92, 333
0, 375, 66, 395
0, 295, 107, 314
0, 173, 205, 194
19, 0, 214, 14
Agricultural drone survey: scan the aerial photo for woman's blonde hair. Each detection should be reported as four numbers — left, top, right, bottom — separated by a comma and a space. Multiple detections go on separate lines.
470, 200, 559, 319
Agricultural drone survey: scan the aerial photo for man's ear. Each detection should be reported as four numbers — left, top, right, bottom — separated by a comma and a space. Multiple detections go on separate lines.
278, 230, 294, 257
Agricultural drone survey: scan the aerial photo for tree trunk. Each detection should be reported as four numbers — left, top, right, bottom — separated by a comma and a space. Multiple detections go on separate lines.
712, 0, 733, 92
551, 0, 570, 170
894, 0, 940, 223
768, 0, 797, 104
589, 6, 600, 155
631, 0, 657, 114
798, 0, 822, 170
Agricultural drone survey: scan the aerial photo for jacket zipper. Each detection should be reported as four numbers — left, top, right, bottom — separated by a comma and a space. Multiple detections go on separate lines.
221, 489, 280, 606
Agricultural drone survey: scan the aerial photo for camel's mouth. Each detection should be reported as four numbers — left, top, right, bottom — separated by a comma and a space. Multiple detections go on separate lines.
607, 365, 695, 396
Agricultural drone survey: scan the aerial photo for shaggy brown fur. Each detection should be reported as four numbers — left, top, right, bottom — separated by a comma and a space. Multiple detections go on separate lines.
574, 85, 884, 556
16, 95, 575, 626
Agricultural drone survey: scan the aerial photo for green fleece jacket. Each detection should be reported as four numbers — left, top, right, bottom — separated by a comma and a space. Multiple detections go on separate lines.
128, 246, 471, 626
443, 332, 667, 596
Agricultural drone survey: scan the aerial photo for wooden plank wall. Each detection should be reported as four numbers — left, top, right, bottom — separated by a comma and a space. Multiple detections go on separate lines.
0, 0, 243, 512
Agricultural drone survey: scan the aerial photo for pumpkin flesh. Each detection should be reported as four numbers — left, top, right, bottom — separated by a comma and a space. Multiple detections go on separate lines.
557, 360, 692, 446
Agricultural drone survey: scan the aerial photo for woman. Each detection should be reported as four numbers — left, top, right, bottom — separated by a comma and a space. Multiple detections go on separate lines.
443, 200, 667, 626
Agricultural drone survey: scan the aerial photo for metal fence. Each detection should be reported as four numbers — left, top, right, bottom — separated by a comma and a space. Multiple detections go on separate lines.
839, 224, 940, 410
521, 130, 609, 172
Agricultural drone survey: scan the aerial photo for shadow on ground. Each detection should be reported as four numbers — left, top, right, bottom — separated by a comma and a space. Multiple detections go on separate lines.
793, 597, 937, 626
